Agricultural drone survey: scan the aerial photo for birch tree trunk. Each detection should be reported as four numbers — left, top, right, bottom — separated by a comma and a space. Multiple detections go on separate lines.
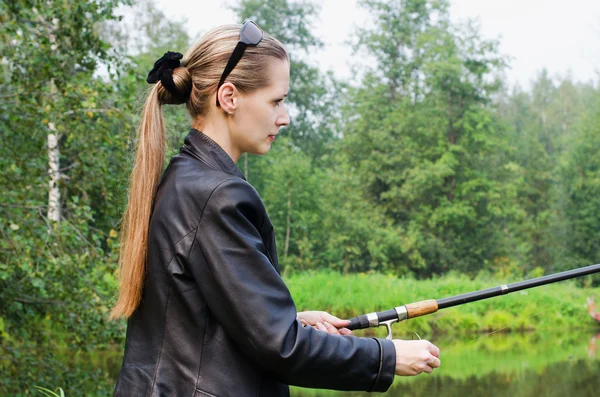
36, 10, 62, 224
47, 79, 61, 223
47, 121, 61, 222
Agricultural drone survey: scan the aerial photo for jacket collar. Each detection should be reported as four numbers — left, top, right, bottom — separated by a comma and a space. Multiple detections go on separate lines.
182, 128, 246, 180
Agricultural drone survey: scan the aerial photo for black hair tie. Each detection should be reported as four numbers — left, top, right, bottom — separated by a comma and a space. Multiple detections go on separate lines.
147, 51, 187, 98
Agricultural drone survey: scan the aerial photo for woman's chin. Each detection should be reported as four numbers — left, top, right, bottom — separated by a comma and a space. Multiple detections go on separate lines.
249, 144, 273, 156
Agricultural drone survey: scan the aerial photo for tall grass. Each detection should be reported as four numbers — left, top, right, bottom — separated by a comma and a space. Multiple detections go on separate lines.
285, 271, 600, 336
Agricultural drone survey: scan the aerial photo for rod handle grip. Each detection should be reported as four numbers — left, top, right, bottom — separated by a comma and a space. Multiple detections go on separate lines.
406, 299, 439, 318
347, 315, 369, 331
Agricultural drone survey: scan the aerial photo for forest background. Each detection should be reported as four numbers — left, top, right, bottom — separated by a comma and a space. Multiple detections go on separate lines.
1, 0, 600, 395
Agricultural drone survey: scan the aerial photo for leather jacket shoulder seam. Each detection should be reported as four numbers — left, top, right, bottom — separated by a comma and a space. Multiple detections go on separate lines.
186, 227, 199, 259
163, 228, 198, 271
196, 177, 241, 225
196, 177, 253, 232
175, 227, 198, 250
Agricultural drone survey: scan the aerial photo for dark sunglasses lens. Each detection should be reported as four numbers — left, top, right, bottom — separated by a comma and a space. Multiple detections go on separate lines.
241, 22, 262, 45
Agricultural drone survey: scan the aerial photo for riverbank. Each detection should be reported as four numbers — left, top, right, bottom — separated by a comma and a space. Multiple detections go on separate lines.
285, 271, 600, 337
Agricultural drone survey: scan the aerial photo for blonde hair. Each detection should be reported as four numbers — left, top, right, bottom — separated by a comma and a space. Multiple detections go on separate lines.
110, 25, 288, 319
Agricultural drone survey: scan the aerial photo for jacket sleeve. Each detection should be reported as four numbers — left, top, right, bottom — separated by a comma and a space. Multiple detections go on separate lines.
189, 178, 396, 392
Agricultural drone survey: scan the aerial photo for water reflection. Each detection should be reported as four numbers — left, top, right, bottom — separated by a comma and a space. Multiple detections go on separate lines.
2, 330, 598, 396
291, 330, 600, 397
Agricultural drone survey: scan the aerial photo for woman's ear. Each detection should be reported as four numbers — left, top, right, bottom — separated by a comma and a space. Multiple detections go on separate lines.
217, 82, 238, 114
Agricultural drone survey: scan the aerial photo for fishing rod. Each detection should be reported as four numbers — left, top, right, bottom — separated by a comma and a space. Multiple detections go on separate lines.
346, 263, 600, 339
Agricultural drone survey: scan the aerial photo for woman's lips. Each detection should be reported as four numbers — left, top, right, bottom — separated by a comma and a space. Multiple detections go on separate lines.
268, 135, 276, 141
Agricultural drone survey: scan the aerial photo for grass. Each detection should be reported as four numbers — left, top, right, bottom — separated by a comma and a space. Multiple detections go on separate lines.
34, 386, 65, 397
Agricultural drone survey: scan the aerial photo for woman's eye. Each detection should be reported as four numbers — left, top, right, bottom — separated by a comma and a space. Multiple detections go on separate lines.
274, 99, 283, 106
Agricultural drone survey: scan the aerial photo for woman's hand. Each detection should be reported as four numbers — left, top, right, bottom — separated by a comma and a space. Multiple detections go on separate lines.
297, 311, 353, 336
392, 339, 441, 376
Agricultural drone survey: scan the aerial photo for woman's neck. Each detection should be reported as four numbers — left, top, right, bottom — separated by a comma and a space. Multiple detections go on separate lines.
192, 117, 241, 163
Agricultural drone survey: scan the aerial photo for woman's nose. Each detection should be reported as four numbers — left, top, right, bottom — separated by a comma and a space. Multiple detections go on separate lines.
277, 108, 290, 127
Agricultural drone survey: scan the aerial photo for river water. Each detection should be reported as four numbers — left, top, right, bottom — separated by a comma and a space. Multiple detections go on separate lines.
291, 330, 600, 397
3, 330, 598, 396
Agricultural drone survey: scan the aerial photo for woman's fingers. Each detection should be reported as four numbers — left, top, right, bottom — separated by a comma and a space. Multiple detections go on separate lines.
299, 311, 352, 334
339, 327, 353, 336
323, 321, 341, 335
428, 342, 441, 358
313, 321, 349, 336
413, 356, 438, 374
392, 339, 442, 376
298, 311, 350, 331
322, 312, 350, 328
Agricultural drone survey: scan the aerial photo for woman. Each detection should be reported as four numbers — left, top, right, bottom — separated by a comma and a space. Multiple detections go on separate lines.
111, 22, 440, 397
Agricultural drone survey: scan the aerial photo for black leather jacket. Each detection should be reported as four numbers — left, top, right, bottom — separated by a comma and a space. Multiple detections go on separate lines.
114, 129, 396, 397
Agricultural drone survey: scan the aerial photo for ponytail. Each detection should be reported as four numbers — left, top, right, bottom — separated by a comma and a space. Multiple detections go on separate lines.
110, 88, 166, 319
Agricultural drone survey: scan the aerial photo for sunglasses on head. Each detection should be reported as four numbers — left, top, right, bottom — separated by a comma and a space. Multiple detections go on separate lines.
216, 21, 264, 107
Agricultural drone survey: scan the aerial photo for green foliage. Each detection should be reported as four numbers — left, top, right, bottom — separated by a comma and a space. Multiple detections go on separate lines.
3, 344, 121, 396
1, 1, 137, 395
340, 0, 518, 276
0, 0, 130, 336
257, 138, 320, 270
557, 89, 600, 271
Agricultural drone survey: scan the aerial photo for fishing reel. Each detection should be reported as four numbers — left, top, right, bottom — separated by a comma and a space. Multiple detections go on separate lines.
346, 300, 439, 339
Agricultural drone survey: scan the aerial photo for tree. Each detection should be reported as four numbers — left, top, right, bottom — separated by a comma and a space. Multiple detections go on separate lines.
555, 81, 600, 276
342, 0, 513, 275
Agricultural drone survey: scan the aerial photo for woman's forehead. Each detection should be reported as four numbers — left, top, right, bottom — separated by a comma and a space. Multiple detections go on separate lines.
265, 59, 290, 92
